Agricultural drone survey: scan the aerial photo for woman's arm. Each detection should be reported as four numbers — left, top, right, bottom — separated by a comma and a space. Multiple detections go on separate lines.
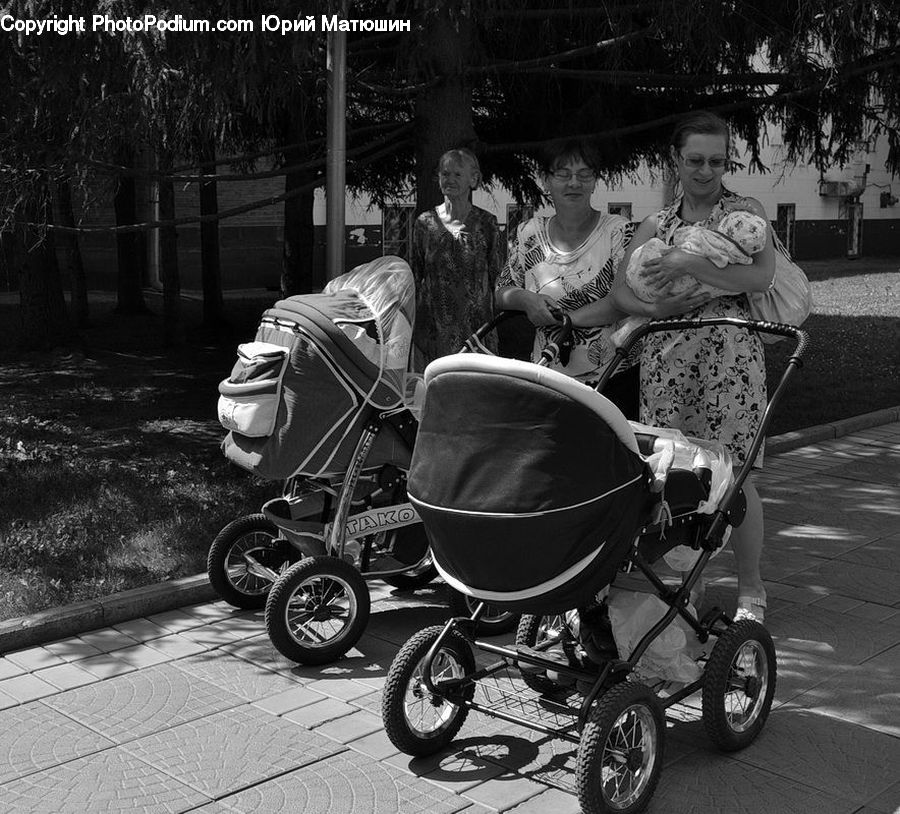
639, 198, 776, 294
494, 220, 561, 326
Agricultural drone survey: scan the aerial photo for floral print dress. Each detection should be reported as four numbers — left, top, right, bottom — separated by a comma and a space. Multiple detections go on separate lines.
410, 205, 501, 368
640, 191, 767, 468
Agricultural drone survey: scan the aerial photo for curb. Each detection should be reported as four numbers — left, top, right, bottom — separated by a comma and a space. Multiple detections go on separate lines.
2, 405, 898, 656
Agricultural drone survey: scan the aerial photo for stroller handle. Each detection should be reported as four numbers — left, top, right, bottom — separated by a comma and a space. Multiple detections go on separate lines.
463, 310, 575, 368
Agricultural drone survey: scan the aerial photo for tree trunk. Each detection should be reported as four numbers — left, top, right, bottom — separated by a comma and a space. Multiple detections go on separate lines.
281, 99, 320, 296
414, 4, 477, 214
56, 181, 89, 327
281, 169, 317, 296
113, 147, 149, 314
15, 191, 71, 350
157, 150, 184, 346
198, 136, 224, 331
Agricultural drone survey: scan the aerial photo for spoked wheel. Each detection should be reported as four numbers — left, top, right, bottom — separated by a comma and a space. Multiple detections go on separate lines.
448, 589, 519, 636
577, 682, 665, 814
265, 556, 370, 665
702, 619, 776, 751
515, 613, 570, 693
382, 625, 475, 756
207, 514, 299, 609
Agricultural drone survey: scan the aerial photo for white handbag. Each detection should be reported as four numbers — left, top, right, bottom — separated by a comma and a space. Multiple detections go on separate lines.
747, 233, 812, 343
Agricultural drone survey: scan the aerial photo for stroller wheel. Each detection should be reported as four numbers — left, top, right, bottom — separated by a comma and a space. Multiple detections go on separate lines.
382, 625, 475, 756
447, 589, 519, 636
577, 682, 665, 814
515, 613, 570, 693
207, 514, 298, 609
265, 556, 370, 665
701, 619, 776, 751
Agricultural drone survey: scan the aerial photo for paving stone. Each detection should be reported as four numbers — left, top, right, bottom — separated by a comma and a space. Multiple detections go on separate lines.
785, 644, 900, 738
3, 646, 66, 672
220, 634, 314, 678
143, 633, 210, 659
282, 697, 359, 728
761, 479, 900, 536
346, 728, 401, 760
313, 709, 384, 744
179, 601, 239, 623
763, 519, 880, 561
809, 594, 867, 614
0, 746, 209, 813
836, 532, 900, 572
123, 705, 344, 798
306, 676, 376, 702
252, 685, 327, 716
735, 707, 900, 804
41, 637, 104, 662
824, 447, 900, 486
171, 649, 300, 701
844, 602, 900, 623
44, 663, 246, 743
76, 627, 140, 653
388, 743, 519, 795
146, 608, 208, 634
0, 688, 19, 710
176, 621, 244, 647
0, 673, 58, 703
657, 749, 860, 813
780, 559, 900, 605
112, 618, 171, 642
74, 652, 138, 680
34, 662, 100, 691
866, 780, 900, 814
505, 787, 581, 814
460, 771, 547, 811
0, 703, 115, 784
0, 657, 27, 680
111, 643, 174, 669
215, 749, 469, 813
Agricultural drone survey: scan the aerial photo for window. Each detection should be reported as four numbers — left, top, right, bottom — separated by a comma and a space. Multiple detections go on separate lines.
382, 204, 415, 258
608, 202, 633, 220
775, 204, 796, 255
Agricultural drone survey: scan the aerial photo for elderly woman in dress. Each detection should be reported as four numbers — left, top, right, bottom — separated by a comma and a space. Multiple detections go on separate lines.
410, 148, 501, 369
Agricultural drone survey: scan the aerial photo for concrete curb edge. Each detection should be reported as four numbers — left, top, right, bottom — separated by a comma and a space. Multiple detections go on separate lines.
3, 405, 899, 655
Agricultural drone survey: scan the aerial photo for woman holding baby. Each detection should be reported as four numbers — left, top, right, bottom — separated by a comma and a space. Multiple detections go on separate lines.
591, 110, 775, 623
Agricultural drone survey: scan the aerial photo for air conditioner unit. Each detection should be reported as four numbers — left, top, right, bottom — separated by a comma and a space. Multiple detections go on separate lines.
819, 180, 866, 197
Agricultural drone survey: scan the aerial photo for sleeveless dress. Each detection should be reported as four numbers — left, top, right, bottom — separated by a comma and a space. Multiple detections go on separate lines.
640, 191, 767, 468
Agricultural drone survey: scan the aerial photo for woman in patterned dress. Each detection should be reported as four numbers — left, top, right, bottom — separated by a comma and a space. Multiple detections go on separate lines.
495, 140, 705, 418
410, 148, 501, 369
612, 111, 776, 622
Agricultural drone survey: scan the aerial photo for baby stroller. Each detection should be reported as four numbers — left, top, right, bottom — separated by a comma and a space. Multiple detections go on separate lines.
382, 314, 808, 813
210, 256, 513, 665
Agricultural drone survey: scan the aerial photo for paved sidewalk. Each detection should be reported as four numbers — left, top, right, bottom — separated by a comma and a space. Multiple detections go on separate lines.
0, 423, 898, 813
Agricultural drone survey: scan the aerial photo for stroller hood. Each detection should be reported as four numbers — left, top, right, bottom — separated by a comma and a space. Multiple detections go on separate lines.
408, 354, 650, 614
220, 256, 416, 480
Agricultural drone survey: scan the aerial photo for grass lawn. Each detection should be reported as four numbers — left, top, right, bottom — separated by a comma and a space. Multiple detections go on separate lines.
1, 255, 898, 622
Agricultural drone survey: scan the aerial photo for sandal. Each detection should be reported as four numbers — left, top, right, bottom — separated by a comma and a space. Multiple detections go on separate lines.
735, 592, 767, 624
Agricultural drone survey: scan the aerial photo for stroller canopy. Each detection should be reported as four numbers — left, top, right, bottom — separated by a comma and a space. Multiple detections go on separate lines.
408, 354, 650, 614
221, 256, 417, 480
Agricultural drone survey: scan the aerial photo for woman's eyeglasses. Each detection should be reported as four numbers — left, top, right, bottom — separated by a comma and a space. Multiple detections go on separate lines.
550, 168, 597, 183
680, 154, 728, 170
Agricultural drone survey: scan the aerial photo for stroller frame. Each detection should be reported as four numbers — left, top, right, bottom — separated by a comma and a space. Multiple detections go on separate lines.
383, 314, 807, 813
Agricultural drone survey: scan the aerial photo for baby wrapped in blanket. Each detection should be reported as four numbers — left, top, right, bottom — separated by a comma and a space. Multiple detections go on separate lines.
602, 209, 768, 353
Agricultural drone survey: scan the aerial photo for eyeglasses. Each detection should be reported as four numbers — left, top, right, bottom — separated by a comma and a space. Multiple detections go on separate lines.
680, 154, 728, 170
549, 168, 597, 183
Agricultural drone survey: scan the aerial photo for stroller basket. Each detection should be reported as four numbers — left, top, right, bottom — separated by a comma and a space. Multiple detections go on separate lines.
408, 354, 650, 614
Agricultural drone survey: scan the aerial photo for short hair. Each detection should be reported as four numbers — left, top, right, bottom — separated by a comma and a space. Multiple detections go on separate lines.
669, 111, 731, 153
538, 138, 602, 175
439, 148, 482, 181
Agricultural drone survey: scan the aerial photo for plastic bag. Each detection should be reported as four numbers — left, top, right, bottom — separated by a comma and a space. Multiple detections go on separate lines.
607, 590, 703, 683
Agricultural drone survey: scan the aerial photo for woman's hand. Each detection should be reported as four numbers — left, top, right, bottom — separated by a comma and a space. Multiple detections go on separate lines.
650, 281, 711, 318
523, 292, 564, 326
638, 247, 695, 294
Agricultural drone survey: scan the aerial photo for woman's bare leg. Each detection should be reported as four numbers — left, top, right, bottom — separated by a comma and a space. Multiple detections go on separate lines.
731, 474, 765, 599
